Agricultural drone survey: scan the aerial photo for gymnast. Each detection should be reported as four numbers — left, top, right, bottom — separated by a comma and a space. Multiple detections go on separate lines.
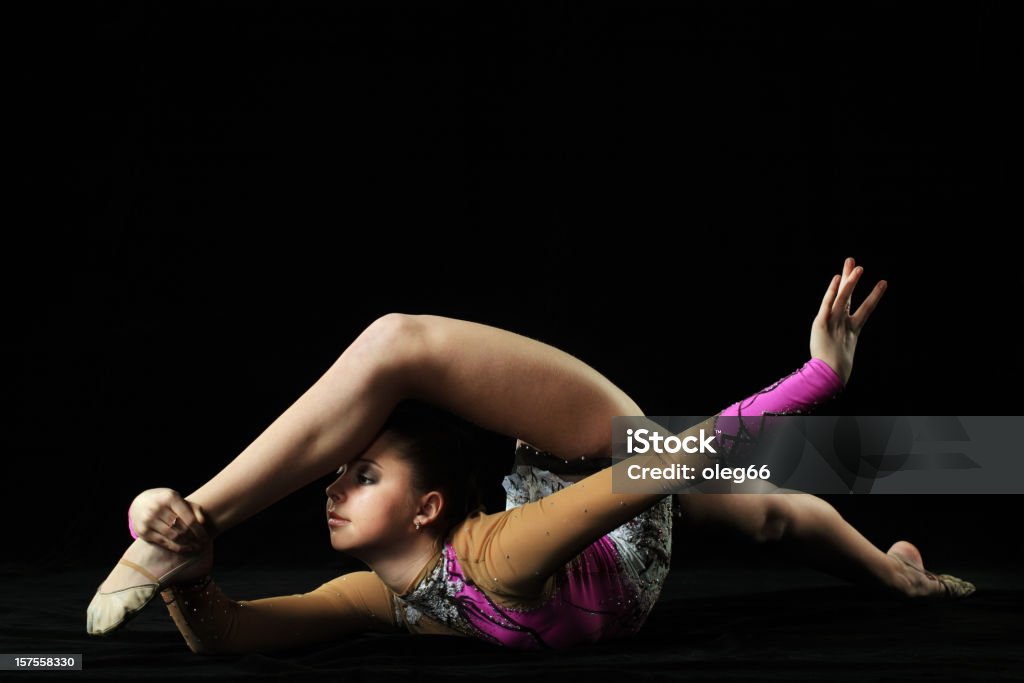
86, 257, 974, 652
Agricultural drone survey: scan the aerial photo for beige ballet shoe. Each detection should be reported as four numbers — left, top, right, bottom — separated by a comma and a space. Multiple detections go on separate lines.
894, 556, 977, 600
86, 556, 201, 636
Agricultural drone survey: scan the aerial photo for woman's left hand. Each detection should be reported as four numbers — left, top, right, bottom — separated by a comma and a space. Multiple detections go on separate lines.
810, 257, 887, 386
129, 488, 210, 553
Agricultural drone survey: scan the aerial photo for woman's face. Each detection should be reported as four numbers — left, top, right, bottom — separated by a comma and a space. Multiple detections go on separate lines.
325, 436, 423, 558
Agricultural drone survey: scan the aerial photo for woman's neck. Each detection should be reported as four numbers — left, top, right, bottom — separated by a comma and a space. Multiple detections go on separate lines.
361, 532, 445, 594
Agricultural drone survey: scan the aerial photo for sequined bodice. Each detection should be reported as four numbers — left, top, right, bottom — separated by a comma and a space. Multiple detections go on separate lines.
393, 490, 673, 649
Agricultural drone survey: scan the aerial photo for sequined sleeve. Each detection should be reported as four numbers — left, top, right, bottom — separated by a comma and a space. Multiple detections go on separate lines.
161, 571, 402, 655
451, 462, 673, 604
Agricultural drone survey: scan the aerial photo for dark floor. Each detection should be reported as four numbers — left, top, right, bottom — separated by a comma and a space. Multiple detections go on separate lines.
1, 563, 1020, 682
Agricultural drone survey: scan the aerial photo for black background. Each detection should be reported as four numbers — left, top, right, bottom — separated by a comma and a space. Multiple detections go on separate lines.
4, 2, 1020, 580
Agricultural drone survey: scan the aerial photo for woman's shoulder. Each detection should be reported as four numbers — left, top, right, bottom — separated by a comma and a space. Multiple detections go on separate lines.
313, 569, 391, 596
446, 464, 578, 545
448, 505, 506, 541
445, 503, 536, 569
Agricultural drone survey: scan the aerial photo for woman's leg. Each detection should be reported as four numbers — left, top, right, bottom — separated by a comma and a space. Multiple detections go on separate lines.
99, 314, 642, 593
98, 315, 412, 592
675, 492, 948, 598
190, 313, 639, 535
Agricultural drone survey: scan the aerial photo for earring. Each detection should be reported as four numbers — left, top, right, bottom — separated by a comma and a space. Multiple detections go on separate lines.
415, 521, 421, 531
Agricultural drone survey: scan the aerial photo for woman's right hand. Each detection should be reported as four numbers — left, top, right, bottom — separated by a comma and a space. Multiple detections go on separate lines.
809, 257, 887, 386
128, 488, 210, 553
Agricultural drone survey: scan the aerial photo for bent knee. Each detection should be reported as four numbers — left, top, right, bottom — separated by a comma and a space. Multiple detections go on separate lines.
349, 313, 427, 372
752, 495, 796, 544
360, 313, 421, 348
677, 493, 791, 543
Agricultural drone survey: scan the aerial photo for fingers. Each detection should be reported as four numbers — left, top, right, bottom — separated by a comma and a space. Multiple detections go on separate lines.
138, 518, 194, 553
817, 257, 887, 332
816, 257, 888, 334
843, 256, 855, 281
850, 279, 887, 331
817, 257, 857, 323
163, 500, 209, 550
154, 528, 190, 554
817, 273, 841, 323
136, 491, 209, 553
831, 257, 862, 319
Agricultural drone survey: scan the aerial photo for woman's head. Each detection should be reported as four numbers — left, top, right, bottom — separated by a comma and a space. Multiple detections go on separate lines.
325, 401, 486, 557
377, 400, 487, 532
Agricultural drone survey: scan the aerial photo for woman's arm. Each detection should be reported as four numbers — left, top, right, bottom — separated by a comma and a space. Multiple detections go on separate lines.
457, 258, 889, 598
714, 257, 886, 462
162, 571, 401, 655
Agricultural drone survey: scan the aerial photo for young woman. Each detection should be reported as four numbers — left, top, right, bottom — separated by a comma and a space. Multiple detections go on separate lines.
86, 257, 974, 652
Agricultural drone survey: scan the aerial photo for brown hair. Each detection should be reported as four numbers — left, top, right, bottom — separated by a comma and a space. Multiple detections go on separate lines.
379, 400, 487, 535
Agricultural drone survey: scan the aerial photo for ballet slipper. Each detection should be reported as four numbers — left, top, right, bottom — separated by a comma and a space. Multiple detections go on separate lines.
86, 556, 202, 636
893, 556, 976, 600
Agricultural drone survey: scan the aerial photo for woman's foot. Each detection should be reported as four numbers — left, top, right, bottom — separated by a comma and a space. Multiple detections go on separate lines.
886, 540, 975, 600
98, 537, 211, 595
88, 538, 213, 635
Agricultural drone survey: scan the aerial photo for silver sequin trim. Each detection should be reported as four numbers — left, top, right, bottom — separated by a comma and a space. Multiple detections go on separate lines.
504, 465, 673, 632
394, 550, 480, 639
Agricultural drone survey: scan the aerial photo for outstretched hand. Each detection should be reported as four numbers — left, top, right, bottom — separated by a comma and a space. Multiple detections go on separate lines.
810, 257, 887, 386
128, 488, 211, 554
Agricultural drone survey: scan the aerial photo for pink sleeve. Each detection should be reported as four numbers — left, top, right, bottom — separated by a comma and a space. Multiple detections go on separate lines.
720, 358, 844, 417
714, 358, 844, 461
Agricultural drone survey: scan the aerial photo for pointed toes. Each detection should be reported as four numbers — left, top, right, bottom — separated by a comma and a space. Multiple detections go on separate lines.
86, 585, 158, 635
